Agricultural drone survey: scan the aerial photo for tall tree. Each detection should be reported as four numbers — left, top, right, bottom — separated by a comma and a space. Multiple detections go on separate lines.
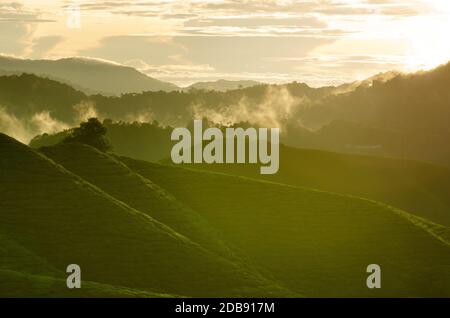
63, 118, 111, 152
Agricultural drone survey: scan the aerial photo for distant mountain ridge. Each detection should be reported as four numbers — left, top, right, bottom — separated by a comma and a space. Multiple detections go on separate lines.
0, 56, 267, 95
0, 56, 179, 95
186, 79, 261, 91
2, 60, 450, 167
289, 61, 450, 166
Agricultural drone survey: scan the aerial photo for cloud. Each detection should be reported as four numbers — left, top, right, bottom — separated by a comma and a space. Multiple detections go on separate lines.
125, 110, 155, 123
0, 106, 69, 144
191, 85, 305, 129
196, 0, 317, 15
73, 101, 98, 123
2, 0, 444, 87
81, 35, 185, 65
0, 2, 55, 55
285, 54, 407, 86
170, 36, 333, 73
0, 21, 34, 55
184, 16, 327, 29
30, 111, 70, 135
123, 58, 151, 70
0, 106, 31, 143
71, 0, 422, 37
193, 0, 421, 18
28, 35, 65, 58
80, 34, 333, 85
0, 2, 55, 22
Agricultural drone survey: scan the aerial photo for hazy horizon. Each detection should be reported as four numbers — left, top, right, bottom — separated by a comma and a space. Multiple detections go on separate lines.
1, 1, 450, 86
4, 53, 448, 89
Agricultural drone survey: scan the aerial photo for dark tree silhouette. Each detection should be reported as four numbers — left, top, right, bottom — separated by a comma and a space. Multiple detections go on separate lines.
63, 118, 111, 152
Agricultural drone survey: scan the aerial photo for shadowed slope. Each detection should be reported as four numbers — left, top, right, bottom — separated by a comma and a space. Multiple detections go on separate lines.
0, 269, 175, 298
40, 142, 236, 260
0, 133, 292, 297
122, 158, 450, 297
180, 144, 450, 227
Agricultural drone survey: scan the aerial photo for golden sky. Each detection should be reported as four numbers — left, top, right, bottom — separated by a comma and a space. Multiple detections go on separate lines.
1, 0, 450, 86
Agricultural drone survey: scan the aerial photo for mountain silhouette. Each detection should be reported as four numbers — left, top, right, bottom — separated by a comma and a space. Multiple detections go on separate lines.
0, 56, 179, 95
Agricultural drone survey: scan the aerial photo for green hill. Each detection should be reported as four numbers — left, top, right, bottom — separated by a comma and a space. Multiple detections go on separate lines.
2, 131, 450, 297
40, 142, 235, 260
30, 121, 174, 163
0, 269, 175, 298
180, 145, 450, 227
3, 61, 450, 167
0, 73, 85, 123
0, 232, 60, 277
0, 133, 291, 297
1, 71, 332, 144
122, 157, 450, 297
291, 62, 450, 167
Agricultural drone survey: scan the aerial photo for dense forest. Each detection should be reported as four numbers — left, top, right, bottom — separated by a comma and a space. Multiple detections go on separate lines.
3, 61, 448, 167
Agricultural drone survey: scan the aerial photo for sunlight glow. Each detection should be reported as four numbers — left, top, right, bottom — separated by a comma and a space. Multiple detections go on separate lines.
405, 1, 450, 71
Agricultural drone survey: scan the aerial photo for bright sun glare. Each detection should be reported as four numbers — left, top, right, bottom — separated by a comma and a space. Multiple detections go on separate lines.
405, 0, 450, 70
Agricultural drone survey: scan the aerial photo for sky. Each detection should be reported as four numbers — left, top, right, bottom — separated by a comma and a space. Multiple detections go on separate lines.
1, 0, 450, 87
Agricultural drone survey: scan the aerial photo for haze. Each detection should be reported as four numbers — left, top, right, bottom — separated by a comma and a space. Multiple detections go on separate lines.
1, 0, 449, 86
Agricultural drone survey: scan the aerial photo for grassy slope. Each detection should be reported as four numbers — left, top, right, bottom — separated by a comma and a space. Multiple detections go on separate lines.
0, 232, 177, 297
0, 133, 292, 297
122, 158, 450, 297
0, 232, 61, 277
40, 143, 236, 261
179, 145, 450, 227
0, 269, 174, 298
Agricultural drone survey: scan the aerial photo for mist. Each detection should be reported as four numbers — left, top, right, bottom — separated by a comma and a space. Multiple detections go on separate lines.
0, 107, 70, 144
73, 101, 99, 123
191, 86, 306, 131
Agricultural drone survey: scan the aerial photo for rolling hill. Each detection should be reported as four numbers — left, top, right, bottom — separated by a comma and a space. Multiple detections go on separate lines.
0, 73, 86, 123
0, 56, 179, 95
0, 133, 291, 297
179, 144, 450, 227
2, 60, 450, 168
2, 132, 450, 296
121, 157, 450, 297
0, 70, 333, 142
40, 142, 236, 260
290, 61, 450, 167
0, 269, 174, 298
30, 121, 174, 162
